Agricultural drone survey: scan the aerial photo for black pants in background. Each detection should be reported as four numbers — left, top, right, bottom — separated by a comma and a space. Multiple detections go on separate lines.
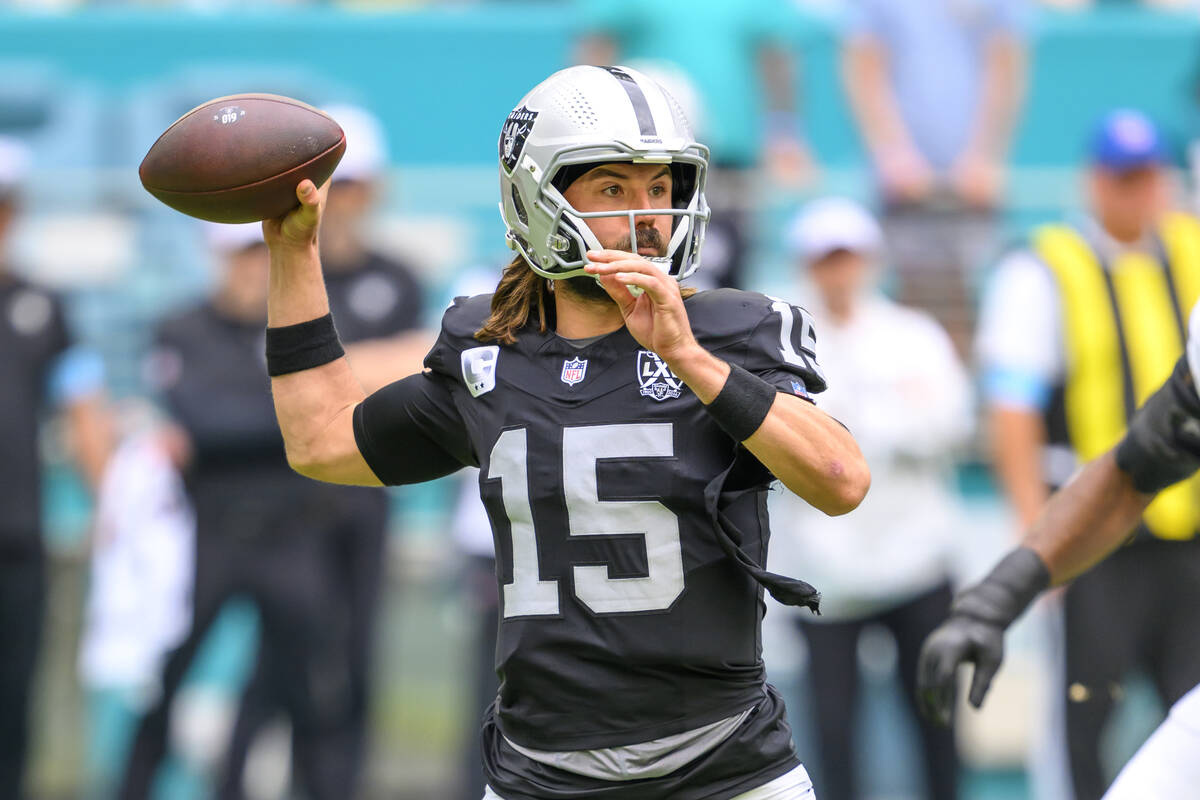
216, 489, 389, 800
458, 555, 500, 800
117, 500, 353, 800
1063, 537, 1200, 800
797, 583, 958, 800
0, 546, 45, 800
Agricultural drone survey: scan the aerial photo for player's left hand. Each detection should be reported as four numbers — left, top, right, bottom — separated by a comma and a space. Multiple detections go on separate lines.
916, 612, 1005, 726
585, 250, 698, 363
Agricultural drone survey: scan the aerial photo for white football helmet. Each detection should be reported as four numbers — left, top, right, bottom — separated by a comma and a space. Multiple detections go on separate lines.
498, 65, 710, 281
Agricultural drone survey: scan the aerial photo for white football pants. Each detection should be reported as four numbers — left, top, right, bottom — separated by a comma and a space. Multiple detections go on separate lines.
1102, 682, 1200, 799
483, 764, 815, 800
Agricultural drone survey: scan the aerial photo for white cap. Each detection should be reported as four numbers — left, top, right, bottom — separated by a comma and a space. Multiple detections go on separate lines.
0, 136, 32, 198
204, 221, 264, 253
324, 103, 387, 183
785, 197, 883, 263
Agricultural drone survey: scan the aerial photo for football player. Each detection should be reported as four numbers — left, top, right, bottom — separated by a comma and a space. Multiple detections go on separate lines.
261, 66, 869, 800
917, 305, 1200, 799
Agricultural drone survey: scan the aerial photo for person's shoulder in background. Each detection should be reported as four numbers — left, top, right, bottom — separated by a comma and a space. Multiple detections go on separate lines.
976, 245, 1061, 410
328, 250, 427, 338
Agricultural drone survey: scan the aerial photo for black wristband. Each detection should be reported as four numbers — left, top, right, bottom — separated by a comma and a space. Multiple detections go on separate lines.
265, 313, 345, 377
953, 546, 1050, 628
704, 363, 777, 442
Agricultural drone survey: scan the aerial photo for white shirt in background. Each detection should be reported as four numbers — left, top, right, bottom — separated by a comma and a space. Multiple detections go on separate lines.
768, 293, 973, 621
80, 434, 195, 691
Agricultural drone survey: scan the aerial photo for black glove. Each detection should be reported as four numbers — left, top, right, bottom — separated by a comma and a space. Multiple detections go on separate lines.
1115, 356, 1200, 494
917, 547, 1049, 726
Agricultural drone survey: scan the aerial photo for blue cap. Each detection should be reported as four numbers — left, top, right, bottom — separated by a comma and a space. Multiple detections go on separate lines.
1090, 109, 1167, 171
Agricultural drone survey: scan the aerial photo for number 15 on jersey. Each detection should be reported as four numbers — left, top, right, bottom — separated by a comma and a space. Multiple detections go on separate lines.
487, 423, 685, 618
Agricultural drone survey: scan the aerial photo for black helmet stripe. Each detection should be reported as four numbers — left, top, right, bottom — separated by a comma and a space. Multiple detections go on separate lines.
600, 66, 657, 137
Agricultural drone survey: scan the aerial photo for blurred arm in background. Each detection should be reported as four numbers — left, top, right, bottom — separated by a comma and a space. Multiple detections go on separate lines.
55, 351, 114, 492
843, 0, 1028, 208
843, 30, 935, 204
976, 251, 1061, 528
950, 32, 1028, 209
343, 332, 434, 395
758, 43, 815, 186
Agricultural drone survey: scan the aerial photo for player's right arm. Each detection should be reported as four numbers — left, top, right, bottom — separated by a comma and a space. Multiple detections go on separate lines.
261, 179, 377, 485
917, 354, 1200, 725
263, 180, 472, 487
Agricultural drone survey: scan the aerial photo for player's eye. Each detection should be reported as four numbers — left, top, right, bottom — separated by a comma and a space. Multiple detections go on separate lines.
650, 184, 668, 197
601, 184, 621, 197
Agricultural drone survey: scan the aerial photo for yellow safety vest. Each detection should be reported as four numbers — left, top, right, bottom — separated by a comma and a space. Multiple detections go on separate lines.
1034, 214, 1200, 540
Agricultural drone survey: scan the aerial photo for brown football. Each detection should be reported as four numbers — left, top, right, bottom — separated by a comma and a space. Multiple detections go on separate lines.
139, 93, 346, 223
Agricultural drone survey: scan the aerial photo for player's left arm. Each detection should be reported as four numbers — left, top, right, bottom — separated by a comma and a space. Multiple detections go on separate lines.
917, 354, 1200, 725
587, 250, 869, 515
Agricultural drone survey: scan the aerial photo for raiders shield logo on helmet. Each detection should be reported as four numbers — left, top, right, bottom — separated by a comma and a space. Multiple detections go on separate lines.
499, 105, 538, 173
637, 351, 683, 401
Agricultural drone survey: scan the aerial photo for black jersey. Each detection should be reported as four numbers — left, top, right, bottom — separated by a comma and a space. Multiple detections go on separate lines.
151, 303, 331, 535
0, 277, 71, 550
323, 251, 424, 343
354, 288, 825, 786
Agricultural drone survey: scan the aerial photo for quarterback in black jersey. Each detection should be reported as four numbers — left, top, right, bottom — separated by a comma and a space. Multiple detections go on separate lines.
261, 66, 869, 800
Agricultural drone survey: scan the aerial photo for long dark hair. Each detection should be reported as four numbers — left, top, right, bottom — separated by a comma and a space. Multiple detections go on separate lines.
475, 255, 553, 345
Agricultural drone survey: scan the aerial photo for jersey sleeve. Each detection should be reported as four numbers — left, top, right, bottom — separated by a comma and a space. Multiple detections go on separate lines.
353, 296, 489, 485
738, 297, 827, 400
353, 371, 477, 485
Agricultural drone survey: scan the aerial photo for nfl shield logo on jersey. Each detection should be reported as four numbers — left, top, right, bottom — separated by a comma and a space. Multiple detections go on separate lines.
638, 351, 683, 401
561, 357, 588, 386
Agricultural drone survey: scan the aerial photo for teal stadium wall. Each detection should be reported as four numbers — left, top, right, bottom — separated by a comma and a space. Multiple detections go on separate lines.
2, 6, 1199, 168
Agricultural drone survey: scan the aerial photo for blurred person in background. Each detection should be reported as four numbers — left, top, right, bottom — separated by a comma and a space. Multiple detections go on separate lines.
117, 224, 358, 800
768, 198, 972, 800
843, 0, 1029, 354
0, 135, 111, 800
577, 0, 815, 290
450, 468, 501, 800
976, 108, 1200, 799
312, 103, 428, 394
79, 412, 195, 800
214, 103, 429, 800
437, 265, 503, 800
918, 299, 1200, 800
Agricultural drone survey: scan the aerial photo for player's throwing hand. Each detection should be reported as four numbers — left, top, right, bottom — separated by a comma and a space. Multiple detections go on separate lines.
263, 179, 329, 251
585, 249, 697, 363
